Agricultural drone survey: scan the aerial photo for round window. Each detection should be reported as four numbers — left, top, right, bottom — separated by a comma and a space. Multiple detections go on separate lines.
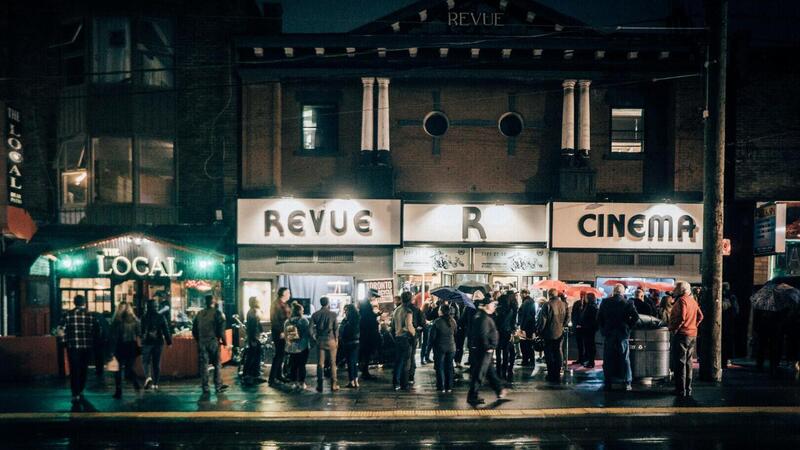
423, 111, 450, 137
498, 112, 524, 137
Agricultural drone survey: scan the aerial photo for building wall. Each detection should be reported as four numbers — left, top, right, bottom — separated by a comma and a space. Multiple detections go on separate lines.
238, 247, 393, 280
557, 251, 701, 283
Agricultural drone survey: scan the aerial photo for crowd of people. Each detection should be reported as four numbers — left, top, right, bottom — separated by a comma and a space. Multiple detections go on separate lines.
57, 280, 708, 405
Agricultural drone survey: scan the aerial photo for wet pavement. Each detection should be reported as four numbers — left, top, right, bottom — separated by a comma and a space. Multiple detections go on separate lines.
0, 359, 798, 414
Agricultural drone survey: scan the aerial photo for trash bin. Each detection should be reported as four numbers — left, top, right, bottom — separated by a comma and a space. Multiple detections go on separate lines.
629, 327, 670, 384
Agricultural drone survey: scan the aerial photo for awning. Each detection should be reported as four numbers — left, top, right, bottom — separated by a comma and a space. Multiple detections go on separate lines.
2, 206, 37, 242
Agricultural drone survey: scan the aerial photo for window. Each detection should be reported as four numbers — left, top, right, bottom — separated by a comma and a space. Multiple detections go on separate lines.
93, 137, 132, 203
138, 18, 174, 87
139, 139, 174, 204
92, 17, 131, 84
611, 108, 644, 153
423, 111, 449, 137
60, 278, 112, 314
498, 112, 524, 137
301, 105, 338, 153
60, 140, 88, 207
60, 21, 85, 86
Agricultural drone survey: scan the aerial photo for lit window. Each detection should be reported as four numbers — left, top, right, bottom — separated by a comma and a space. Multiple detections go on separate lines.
60, 140, 88, 208
302, 105, 338, 153
92, 17, 131, 84
139, 18, 174, 87
93, 137, 133, 203
139, 139, 174, 205
611, 108, 644, 153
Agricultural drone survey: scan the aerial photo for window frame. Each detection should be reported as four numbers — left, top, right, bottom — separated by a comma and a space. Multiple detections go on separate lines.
607, 106, 646, 160
297, 103, 340, 156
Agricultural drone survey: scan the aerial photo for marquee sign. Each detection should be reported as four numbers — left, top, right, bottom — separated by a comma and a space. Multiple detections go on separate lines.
5, 105, 23, 206
403, 204, 548, 244
551, 202, 704, 251
237, 198, 401, 246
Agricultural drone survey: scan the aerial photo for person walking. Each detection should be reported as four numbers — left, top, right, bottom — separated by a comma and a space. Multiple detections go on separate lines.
572, 294, 587, 365
391, 292, 416, 391
494, 292, 518, 382
467, 295, 508, 404
110, 301, 141, 399
598, 284, 640, 391
269, 287, 291, 386
311, 296, 339, 393
430, 304, 457, 392
89, 311, 109, 380
141, 299, 172, 390
339, 303, 361, 388
579, 293, 599, 368
58, 295, 98, 403
284, 302, 311, 389
192, 295, 228, 395
359, 289, 381, 380
517, 289, 537, 366
537, 288, 569, 383
244, 296, 266, 384
669, 281, 704, 398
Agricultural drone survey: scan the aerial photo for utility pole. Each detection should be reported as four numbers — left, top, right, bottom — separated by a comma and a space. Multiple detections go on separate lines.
700, 0, 727, 382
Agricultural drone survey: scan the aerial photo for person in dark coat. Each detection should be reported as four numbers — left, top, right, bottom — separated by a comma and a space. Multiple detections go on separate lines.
421, 296, 439, 365
359, 289, 381, 380
429, 304, 457, 392
517, 289, 537, 366
537, 288, 569, 383
721, 282, 739, 368
338, 303, 361, 388
110, 301, 141, 399
598, 284, 640, 390
579, 293, 599, 368
455, 292, 479, 367
269, 287, 291, 386
311, 296, 339, 392
494, 292, 518, 382
391, 292, 416, 391
408, 300, 425, 384
141, 299, 173, 390
467, 295, 508, 404
633, 289, 656, 317
571, 294, 587, 365
90, 311, 110, 379
243, 296, 266, 384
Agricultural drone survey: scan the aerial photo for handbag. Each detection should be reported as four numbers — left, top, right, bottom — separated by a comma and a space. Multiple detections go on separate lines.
532, 337, 546, 352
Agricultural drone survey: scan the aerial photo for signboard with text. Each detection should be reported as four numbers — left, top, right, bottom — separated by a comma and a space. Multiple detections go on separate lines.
364, 278, 394, 303
551, 202, 704, 251
403, 203, 548, 244
472, 248, 549, 273
238, 198, 401, 246
393, 247, 471, 273
754, 203, 786, 256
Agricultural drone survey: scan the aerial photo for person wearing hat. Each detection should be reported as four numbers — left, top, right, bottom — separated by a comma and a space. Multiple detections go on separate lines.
467, 294, 508, 404
359, 288, 381, 380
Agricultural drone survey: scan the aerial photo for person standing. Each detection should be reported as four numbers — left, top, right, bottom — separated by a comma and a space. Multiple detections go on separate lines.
571, 294, 587, 365
633, 289, 656, 317
408, 298, 425, 385
155, 291, 173, 334
598, 284, 640, 391
89, 311, 110, 380
244, 296, 266, 384
669, 281, 704, 398
284, 302, 311, 389
579, 293, 599, 368
141, 299, 172, 390
721, 283, 739, 368
455, 293, 479, 368
421, 295, 438, 365
58, 295, 97, 403
467, 295, 508, 404
537, 288, 569, 383
359, 289, 381, 380
192, 295, 228, 395
656, 294, 675, 324
110, 301, 141, 399
311, 296, 339, 393
430, 304, 457, 392
391, 292, 416, 391
339, 303, 361, 388
269, 287, 291, 386
494, 292, 518, 382
517, 289, 537, 366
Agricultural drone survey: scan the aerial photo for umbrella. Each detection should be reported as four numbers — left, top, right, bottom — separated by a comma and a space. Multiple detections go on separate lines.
645, 282, 676, 292
456, 281, 491, 295
431, 286, 475, 309
774, 284, 800, 311
565, 285, 604, 299
532, 279, 567, 292
603, 279, 646, 289
751, 283, 779, 312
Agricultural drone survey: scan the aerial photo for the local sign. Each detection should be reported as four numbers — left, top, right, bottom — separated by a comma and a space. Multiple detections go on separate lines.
403, 204, 548, 244
97, 255, 183, 278
551, 202, 704, 251
237, 198, 401, 245
5, 105, 23, 206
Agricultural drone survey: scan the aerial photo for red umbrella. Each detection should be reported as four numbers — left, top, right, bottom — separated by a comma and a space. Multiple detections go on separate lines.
646, 282, 675, 292
533, 279, 568, 292
565, 285, 604, 299
603, 279, 646, 289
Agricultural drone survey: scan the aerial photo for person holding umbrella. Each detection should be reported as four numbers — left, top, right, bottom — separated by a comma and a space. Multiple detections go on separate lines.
467, 293, 508, 404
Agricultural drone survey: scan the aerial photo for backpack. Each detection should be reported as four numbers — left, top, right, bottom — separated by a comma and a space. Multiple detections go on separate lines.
284, 321, 300, 342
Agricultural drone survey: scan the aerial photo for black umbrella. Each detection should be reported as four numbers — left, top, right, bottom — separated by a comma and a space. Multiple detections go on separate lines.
456, 281, 491, 295
431, 286, 476, 309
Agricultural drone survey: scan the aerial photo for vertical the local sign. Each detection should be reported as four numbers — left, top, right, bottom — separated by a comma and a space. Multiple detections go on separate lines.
5, 106, 23, 206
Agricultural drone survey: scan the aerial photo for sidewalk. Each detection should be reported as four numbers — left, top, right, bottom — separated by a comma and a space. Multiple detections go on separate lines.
1, 359, 799, 431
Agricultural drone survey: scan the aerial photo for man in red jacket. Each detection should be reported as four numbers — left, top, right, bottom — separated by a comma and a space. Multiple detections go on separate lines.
669, 281, 704, 398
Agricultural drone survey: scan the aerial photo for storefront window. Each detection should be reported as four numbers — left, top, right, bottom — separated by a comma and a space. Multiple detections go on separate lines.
60, 278, 112, 313
93, 137, 133, 203
92, 17, 131, 84
139, 139, 174, 205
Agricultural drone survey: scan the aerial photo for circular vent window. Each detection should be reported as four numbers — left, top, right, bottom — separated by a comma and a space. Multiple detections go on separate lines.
423, 111, 450, 137
498, 112, 524, 137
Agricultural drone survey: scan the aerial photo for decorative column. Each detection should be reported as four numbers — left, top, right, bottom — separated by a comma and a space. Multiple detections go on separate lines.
376, 77, 391, 166
359, 77, 375, 165
560, 79, 576, 167
577, 79, 591, 166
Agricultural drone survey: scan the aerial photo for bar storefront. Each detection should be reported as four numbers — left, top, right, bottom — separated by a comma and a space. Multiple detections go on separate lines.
397, 203, 551, 297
